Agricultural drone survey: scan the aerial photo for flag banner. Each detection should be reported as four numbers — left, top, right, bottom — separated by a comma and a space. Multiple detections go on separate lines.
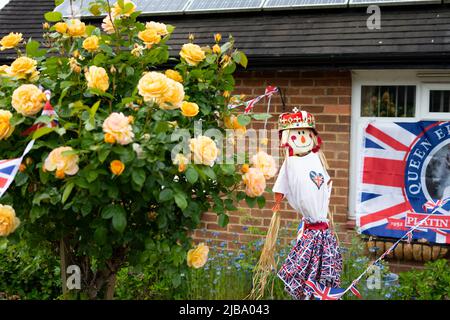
357, 120, 450, 244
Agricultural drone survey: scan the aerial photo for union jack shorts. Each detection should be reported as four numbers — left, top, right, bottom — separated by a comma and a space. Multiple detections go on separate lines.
277, 228, 342, 300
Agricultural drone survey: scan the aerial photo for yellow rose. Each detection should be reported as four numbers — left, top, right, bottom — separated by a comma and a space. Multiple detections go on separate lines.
110, 160, 125, 176
251, 151, 277, 179
102, 112, 134, 145
131, 44, 144, 57
187, 243, 209, 268
242, 168, 266, 198
85, 66, 109, 92
0, 65, 8, 75
54, 22, 68, 34
82, 35, 100, 52
180, 43, 206, 66
43, 146, 79, 179
68, 57, 81, 74
189, 135, 218, 166
173, 154, 188, 173
0, 110, 14, 140
67, 19, 86, 38
0, 205, 20, 237
11, 84, 46, 116
137, 71, 169, 103
164, 69, 183, 83
212, 44, 221, 54
145, 21, 168, 36
111, 0, 136, 17
138, 28, 161, 48
102, 16, 115, 34
159, 79, 184, 110
0, 32, 22, 51
224, 115, 246, 134
7, 56, 38, 80
214, 33, 222, 43
180, 101, 199, 117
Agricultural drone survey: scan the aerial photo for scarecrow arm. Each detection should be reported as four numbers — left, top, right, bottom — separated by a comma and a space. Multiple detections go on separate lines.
272, 192, 285, 212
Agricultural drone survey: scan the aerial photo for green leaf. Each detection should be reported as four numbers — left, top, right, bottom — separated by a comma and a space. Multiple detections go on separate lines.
26, 40, 46, 58
30, 206, 48, 222
62, 182, 75, 204
132, 168, 146, 187
94, 226, 108, 245
159, 188, 173, 202
112, 209, 127, 233
101, 204, 123, 219
185, 167, 198, 184
218, 214, 229, 227
245, 196, 256, 208
98, 148, 110, 163
257, 196, 266, 209
202, 166, 216, 180
44, 11, 62, 22
55, 0, 64, 6
233, 51, 248, 68
237, 114, 251, 126
174, 193, 188, 210
32, 127, 54, 140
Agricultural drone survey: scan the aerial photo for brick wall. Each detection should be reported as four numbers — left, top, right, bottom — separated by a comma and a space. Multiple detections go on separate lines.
193, 69, 355, 249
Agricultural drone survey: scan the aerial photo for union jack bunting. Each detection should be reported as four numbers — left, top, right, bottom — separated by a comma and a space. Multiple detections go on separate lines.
357, 121, 450, 244
305, 280, 361, 300
228, 86, 279, 112
0, 140, 35, 198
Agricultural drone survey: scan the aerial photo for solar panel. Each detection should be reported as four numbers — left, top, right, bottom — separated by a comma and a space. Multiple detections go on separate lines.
263, 0, 348, 9
141, 0, 191, 14
55, 0, 91, 18
185, 0, 265, 12
349, 0, 439, 6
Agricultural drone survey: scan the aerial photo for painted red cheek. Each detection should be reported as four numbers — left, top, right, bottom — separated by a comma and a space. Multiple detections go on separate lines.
291, 135, 296, 141
301, 136, 306, 143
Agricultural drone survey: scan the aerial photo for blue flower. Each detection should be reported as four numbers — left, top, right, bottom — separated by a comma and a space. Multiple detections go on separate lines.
212, 232, 219, 237
220, 241, 226, 248
384, 293, 392, 299
243, 226, 249, 231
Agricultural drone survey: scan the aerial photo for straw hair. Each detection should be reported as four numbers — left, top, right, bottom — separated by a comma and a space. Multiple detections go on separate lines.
247, 210, 281, 300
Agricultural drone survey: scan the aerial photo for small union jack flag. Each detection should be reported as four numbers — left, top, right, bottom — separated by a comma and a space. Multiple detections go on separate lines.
0, 140, 35, 198
422, 199, 450, 213
21, 90, 59, 137
305, 280, 361, 300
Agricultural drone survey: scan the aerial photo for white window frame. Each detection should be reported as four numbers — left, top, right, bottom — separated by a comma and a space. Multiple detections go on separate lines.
349, 70, 450, 220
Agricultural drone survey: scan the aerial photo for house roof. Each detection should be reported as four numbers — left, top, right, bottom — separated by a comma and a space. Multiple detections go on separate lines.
1, 0, 450, 69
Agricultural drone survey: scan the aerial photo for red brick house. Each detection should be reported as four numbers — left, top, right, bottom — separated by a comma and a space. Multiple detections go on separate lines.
1, 0, 450, 267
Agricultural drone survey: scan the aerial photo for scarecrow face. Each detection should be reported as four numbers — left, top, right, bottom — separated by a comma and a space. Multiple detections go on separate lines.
281, 128, 315, 156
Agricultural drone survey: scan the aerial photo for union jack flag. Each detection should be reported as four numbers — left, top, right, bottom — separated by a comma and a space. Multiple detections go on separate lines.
357, 121, 450, 244
305, 280, 361, 300
0, 140, 35, 198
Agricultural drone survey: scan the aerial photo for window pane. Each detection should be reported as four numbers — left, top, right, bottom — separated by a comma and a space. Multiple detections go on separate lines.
429, 90, 450, 113
361, 85, 416, 117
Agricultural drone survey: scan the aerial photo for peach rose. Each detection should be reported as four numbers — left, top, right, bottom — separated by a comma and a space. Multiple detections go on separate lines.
189, 135, 219, 166
145, 21, 168, 36
137, 71, 169, 103
43, 146, 79, 179
101, 16, 115, 34
7, 56, 39, 80
180, 101, 199, 117
11, 84, 46, 116
251, 151, 277, 179
179, 43, 206, 66
0, 205, 20, 237
242, 168, 266, 197
85, 66, 109, 92
0, 32, 22, 51
0, 110, 14, 140
187, 243, 209, 268
102, 112, 134, 145
67, 19, 86, 38
82, 35, 100, 52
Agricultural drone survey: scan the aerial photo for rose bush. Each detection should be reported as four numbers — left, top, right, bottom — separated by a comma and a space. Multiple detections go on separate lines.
0, 0, 266, 299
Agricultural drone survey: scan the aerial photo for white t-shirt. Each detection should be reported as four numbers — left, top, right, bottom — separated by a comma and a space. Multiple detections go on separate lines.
272, 152, 331, 223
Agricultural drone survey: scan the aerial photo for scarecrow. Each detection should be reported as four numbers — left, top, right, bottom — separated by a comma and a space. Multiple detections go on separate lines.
250, 108, 342, 300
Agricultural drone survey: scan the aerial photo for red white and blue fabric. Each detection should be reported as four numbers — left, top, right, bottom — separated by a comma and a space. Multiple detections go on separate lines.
305, 280, 361, 300
277, 228, 342, 300
0, 140, 35, 198
228, 86, 279, 113
357, 121, 450, 244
